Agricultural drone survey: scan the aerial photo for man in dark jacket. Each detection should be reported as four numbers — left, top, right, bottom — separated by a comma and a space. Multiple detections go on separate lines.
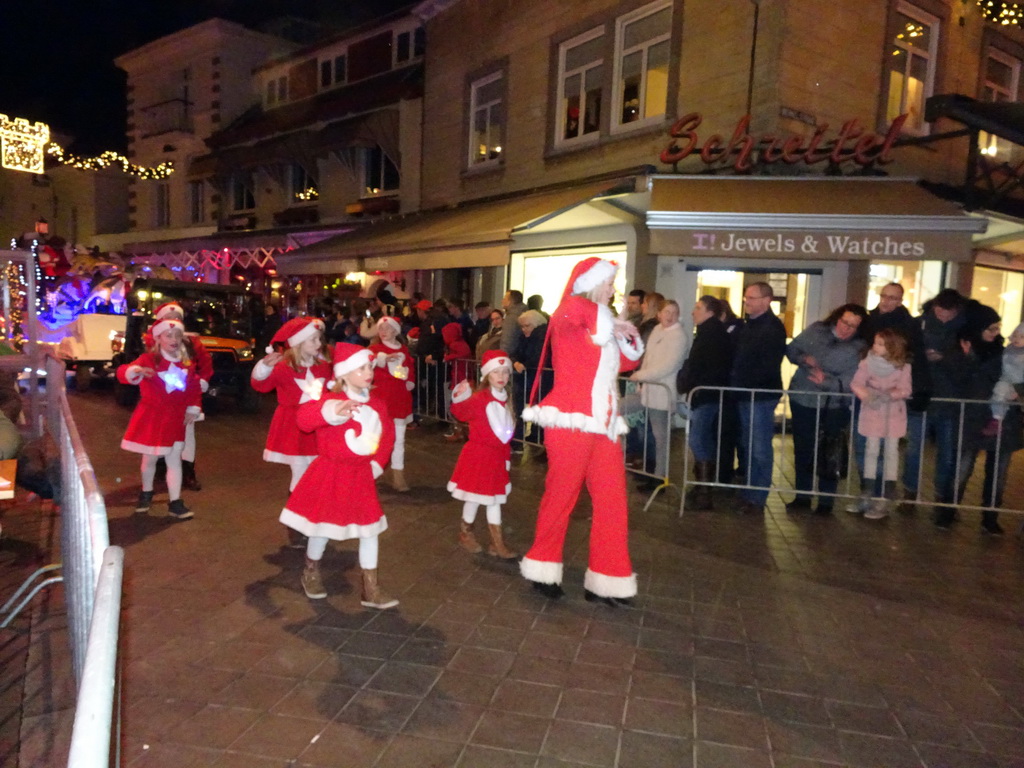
677, 296, 733, 508
730, 282, 787, 514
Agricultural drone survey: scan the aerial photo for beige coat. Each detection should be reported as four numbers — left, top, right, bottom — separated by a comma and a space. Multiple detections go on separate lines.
632, 322, 688, 411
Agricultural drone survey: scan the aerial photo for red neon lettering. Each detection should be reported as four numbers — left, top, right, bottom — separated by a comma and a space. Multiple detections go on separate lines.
659, 112, 702, 165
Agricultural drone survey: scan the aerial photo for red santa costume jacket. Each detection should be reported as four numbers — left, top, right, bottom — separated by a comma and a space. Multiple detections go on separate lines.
118, 351, 203, 455
279, 387, 395, 541
447, 386, 514, 504
250, 357, 332, 463
143, 330, 214, 392
520, 293, 643, 598
368, 340, 415, 422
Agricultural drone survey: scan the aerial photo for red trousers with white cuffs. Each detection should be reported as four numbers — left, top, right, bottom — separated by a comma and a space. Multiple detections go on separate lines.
519, 428, 637, 598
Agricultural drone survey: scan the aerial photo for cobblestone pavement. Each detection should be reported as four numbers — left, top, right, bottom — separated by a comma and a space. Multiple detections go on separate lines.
5, 386, 1024, 768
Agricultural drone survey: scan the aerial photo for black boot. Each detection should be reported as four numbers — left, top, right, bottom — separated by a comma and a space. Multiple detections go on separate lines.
182, 460, 202, 491
689, 461, 714, 510
981, 511, 1004, 536
933, 504, 955, 530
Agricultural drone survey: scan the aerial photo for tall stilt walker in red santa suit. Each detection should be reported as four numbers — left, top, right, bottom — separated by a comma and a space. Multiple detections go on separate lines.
520, 257, 643, 605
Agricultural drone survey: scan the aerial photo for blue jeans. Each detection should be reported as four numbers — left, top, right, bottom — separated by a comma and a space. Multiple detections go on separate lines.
736, 397, 778, 506
689, 403, 721, 463
930, 412, 959, 504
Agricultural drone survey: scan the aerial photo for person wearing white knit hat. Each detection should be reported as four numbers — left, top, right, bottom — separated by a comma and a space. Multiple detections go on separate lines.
279, 342, 399, 609
519, 257, 644, 605
368, 316, 416, 491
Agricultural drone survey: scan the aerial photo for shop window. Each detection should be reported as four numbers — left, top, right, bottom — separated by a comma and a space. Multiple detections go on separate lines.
972, 266, 1024, 327
612, 1, 670, 132
363, 146, 400, 195
290, 162, 318, 203
885, 2, 938, 135
155, 183, 171, 228
189, 180, 205, 224
979, 47, 1021, 160
556, 27, 604, 146
231, 173, 255, 211
468, 71, 504, 167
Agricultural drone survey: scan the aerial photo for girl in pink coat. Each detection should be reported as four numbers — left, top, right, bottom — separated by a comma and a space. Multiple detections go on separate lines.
279, 343, 398, 609
448, 349, 517, 560
118, 318, 203, 520
368, 316, 415, 492
850, 327, 912, 520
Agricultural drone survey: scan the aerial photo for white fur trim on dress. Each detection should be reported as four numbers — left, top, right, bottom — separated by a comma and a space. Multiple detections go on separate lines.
451, 385, 472, 404
591, 303, 614, 346
200, 378, 209, 393
584, 569, 637, 599
125, 366, 144, 385
263, 449, 317, 465
521, 405, 627, 438
374, 351, 389, 367
371, 461, 384, 479
572, 259, 617, 296
520, 556, 563, 585
447, 481, 510, 505
486, 401, 515, 443
279, 508, 388, 541
120, 438, 183, 456
252, 359, 274, 381
617, 333, 644, 361
322, 400, 351, 425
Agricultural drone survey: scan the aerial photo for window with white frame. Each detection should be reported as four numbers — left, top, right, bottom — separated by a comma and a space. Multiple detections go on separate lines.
188, 180, 205, 224
556, 27, 604, 145
290, 162, 318, 203
363, 146, 400, 195
885, 3, 939, 134
469, 71, 504, 166
613, 1, 670, 131
155, 183, 171, 227
395, 26, 425, 65
231, 173, 255, 211
980, 47, 1021, 159
320, 52, 347, 90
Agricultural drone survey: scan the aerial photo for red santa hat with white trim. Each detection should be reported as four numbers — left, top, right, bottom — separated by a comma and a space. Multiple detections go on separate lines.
153, 302, 184, 320
267, 317, 324, 354
479, 349, 511, 379
376, 315, 401, 335
151, 318, 184, 339
563, 257, 618, 302
333, 342, 373, 378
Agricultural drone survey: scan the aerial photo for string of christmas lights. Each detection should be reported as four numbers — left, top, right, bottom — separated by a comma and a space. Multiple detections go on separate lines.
45, 144, 174, 179
978, 0, 1023, 25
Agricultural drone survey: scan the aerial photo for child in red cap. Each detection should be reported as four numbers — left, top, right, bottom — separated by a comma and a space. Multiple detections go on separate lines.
280, 342, 398, 609
368, 316, 416, 491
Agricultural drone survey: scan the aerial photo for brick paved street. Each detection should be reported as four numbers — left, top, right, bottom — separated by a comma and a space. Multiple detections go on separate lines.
4, 386, 1024, 767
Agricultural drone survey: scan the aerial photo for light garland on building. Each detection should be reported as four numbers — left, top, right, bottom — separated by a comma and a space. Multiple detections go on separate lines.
978, 0, 1023, 25
294, 187, 319, 201
0, 114, 49, 173
46, 144, 175, 179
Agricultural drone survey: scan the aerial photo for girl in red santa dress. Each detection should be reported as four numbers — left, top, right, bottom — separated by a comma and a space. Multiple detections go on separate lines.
148, 302, 214, 491
118, 318, 203, 520
280, 343, 399, 609
368, 316, 415, 492
448, 349, 518, 560
520, 258, 643, 605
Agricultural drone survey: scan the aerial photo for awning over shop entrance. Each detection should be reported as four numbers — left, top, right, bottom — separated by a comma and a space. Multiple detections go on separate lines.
275, 181, 618, 275
647, 176, 987, 261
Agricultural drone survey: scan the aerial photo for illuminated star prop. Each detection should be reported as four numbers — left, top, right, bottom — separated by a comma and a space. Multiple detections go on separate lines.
158, 362, 188, 393
295, 369, 325, 403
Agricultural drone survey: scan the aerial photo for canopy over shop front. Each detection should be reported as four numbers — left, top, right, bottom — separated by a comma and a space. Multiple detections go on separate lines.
274, 180, 624, 275
647, 176, 987, 261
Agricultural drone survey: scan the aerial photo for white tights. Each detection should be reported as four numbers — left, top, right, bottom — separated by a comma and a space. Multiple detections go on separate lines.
141, 447, 183, 500
462, 501, 501, 526
182, 420, 196, 462
289, 456, 314, 491
864, 436, 900, 482
305, 535, 379, 569
392, 420, 407, 470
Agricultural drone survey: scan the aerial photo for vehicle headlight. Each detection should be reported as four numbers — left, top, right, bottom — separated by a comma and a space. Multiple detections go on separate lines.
237, 346, 253, 361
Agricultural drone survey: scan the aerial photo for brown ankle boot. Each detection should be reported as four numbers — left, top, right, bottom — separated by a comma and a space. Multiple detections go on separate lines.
302, 557, 327, 599
459, 520, 482, 553
487, 524, 518, 560
390, 468, 410, 492
360, 569, 399, 610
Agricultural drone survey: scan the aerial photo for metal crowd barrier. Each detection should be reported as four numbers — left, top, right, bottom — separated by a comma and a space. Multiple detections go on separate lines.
678, 385, 1024, 522
410, 356, 676, 509
0, 353, 123, 767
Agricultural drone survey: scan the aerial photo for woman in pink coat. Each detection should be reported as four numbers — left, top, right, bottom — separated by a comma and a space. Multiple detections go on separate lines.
849, 327, 912, 519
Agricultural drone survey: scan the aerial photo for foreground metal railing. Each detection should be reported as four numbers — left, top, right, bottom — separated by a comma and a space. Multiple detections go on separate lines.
0, 353, 122, 767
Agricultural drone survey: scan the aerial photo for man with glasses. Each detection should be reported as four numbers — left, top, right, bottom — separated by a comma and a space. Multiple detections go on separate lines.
730, 282, 787, 514
864, 283, 930, 508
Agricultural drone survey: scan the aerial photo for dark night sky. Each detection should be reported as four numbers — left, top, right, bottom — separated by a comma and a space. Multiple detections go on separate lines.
0, 0, 411, 154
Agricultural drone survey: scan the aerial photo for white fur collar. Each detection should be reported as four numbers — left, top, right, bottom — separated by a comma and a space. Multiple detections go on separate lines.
160, 349, 182, 363
490, 386, 508, 402
343, 385, 370, 402
381, 338, 401, 350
